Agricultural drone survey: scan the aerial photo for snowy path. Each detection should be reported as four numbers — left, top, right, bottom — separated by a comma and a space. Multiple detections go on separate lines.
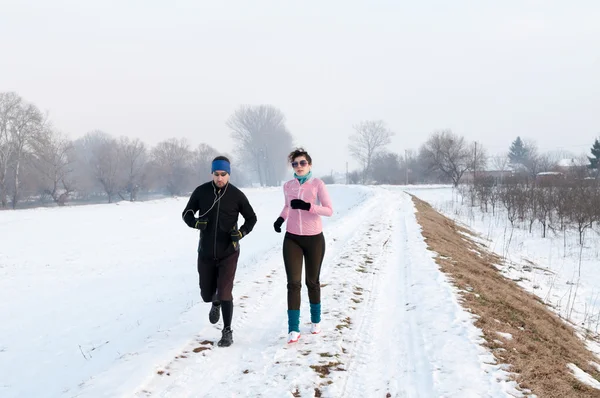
127, 189, 520, 397
0, 186, 521, 397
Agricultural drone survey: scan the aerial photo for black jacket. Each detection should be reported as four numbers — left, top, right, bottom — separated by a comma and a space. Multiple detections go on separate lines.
182, 181, 257, 260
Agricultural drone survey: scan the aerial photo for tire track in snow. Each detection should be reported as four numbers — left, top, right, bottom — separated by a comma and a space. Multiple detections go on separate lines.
340, 189, 516, 398
327, 190, 436, 397
397, 205, 438, 397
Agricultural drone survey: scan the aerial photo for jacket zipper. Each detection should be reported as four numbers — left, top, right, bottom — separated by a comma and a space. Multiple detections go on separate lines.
298, 180, 303, 235
214, 189, 221, 259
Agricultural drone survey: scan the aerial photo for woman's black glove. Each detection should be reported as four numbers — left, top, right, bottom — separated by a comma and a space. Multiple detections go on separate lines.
273, 217, 284, 233
290, 199, 311, 211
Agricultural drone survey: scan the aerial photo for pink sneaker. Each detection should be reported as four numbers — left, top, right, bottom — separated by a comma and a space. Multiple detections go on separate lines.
287, 331, 301, 343
310, 323, 321, 334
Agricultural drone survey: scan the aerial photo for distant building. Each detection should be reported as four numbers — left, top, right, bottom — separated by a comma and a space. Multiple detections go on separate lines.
462, 169, 514, 183
556, 158, 588, 169
536, 171, 565, 183
554, 158, 589, 179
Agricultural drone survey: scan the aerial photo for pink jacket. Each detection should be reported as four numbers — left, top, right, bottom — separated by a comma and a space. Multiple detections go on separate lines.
279, 177, 333, 236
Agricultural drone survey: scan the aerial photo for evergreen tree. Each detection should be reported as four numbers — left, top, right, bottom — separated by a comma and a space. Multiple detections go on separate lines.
508, 136, 529, 167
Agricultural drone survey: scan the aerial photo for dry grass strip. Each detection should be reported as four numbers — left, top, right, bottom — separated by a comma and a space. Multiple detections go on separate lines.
411, 195, 600, 397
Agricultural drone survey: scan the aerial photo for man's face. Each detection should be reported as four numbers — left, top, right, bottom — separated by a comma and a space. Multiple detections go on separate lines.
212, 170, 230, 188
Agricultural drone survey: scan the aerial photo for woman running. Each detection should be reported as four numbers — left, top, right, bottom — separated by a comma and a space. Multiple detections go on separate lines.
273, 148, 333, 343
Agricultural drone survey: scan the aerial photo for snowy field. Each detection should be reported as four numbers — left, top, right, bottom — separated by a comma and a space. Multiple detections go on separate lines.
1, 185, 525, 397
405, 185, 600, 342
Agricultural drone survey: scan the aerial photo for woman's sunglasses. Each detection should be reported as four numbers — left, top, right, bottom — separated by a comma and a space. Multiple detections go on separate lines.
291, 160, 308, 168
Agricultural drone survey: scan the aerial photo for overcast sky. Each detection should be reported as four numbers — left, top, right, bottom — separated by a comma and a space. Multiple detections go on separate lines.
1, 0, 599, 174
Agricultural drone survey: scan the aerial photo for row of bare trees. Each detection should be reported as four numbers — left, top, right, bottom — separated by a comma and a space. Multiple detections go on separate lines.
71, 133, 229, 203
1, 122, 233, 208
347, 126, 486, 186
0, 91, 306, 208
0, 92, 309, 209
6, 90, 595, 208
348, 127, 598, 187
463, 177, 600, 246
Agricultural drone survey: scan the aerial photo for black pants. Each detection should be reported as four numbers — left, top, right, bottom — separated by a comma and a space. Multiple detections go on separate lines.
283, 232, 326, 310
197, 250, 240, 302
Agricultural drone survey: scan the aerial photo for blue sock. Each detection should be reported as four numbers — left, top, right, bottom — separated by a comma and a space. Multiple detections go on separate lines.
310, 303, 321, 324
288, 310, 300, 333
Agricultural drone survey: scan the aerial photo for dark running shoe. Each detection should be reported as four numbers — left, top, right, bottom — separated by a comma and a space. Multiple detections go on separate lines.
209, 301, 221, 324
218, 327, 233, 347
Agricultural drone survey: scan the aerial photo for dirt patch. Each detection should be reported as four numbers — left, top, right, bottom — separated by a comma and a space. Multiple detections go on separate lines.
319, 352, 335, 358
411, 195, 600, 397
310, 361, 344, 378
192, 340, 213, 353
336, 316, 352, 331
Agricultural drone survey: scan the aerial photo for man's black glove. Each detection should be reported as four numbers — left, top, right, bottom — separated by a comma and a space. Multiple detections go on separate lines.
273, 217, 284, 233
194, 218, 208, 230
290, 199, 311, 211
231, 227, 244, 249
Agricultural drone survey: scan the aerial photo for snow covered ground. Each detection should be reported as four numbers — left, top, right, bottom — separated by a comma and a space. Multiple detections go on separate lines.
404, 185, 600, 360
1, 185, 523, 397
404, 185, 600, 331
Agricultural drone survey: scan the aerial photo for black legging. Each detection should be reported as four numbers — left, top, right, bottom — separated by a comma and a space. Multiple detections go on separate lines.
283, 232, 326, 310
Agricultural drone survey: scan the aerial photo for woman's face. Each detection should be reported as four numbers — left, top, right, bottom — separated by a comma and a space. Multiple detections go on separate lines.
292, 156, 311, 176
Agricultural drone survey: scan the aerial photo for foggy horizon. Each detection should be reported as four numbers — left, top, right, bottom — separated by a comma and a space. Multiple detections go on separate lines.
1, 0, 599, 174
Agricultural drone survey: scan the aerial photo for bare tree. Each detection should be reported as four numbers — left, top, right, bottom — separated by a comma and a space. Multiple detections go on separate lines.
0, 92, 44, 208
525, 185, 538, 233
408, 148, 440, 184
569, 182, 595, 246
371, 151, 402, 184
348, 120, 394, 183
227, 105, 292, 187
348, 170, 361, 184
75, 131, 122, 203
565, 154, 592, 180
489, 153, 511, 184
192, 143, 219, 181
149, 138, 193, 196
420, 130, 471, 187
490, 154, 509, 172
519, 140, 543, 180
536, 153, 556, 174
499, 182, 520, 227
473, 176, 495, 213
30, 127, 76, 206
536, 185, 553, 238
0, 92, 21, 207
118, 137, 147, 201
552, 182, 571, 252
546, 149, 575, 167
9, 101, 44, 208
469, 141, 488, 180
